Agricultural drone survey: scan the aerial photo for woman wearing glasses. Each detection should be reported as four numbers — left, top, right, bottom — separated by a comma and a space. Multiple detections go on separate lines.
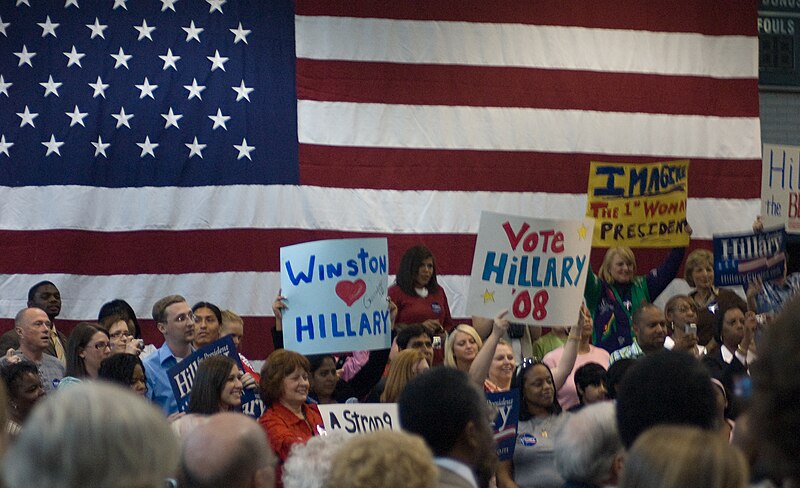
59, 322, 111, 388
100, 314, 145, 356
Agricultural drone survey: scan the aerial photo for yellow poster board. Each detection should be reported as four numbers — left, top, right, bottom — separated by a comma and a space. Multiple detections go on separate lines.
586, 160, 690, 248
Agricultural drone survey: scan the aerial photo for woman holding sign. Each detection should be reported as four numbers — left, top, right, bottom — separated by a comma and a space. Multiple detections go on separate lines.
584, 236, 689, 353
171, 355, 244, 438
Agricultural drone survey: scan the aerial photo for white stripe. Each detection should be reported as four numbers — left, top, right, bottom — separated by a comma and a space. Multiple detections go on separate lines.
295, 16, 757, 78
297, 101, 761, 159
0, 272, 283, 320
0, 273, 506, 320
0, 185, 757, 238
0, 272, 716, 320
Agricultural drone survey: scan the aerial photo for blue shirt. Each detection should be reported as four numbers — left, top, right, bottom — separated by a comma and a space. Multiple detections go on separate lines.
143, 342, 188, 415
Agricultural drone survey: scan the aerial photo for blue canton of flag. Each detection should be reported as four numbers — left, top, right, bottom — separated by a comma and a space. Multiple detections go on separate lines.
0, 0, 299, 187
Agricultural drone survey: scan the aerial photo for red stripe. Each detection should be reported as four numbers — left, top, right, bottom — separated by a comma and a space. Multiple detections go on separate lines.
297, 60, 759, 118
0, 230, 478, 276
299, 145, 761, 198
296, 0, 756, 36
0, 230, 716, 278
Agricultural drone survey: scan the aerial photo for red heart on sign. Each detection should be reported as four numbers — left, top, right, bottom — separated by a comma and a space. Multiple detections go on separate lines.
335, 279, 367, 307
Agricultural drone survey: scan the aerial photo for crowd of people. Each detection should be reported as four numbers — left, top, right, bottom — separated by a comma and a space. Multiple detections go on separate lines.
0, 234, 798, 488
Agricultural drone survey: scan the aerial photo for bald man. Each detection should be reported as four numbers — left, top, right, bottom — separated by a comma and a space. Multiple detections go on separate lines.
180, 413, 276, 488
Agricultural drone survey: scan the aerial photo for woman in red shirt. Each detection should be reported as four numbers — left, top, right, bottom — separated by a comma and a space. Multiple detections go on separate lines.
258, 349, 323, 487
388, 245, 453, 364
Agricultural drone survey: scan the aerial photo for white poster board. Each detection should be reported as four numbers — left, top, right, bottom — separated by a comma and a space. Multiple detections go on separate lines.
467, 212, 594, 326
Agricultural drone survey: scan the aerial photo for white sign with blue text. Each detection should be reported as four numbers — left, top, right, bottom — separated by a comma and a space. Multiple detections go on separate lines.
468, 212, 595, 326
280, 238, 391, 355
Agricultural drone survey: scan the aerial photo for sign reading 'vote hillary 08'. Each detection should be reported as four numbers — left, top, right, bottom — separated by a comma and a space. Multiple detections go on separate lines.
280, 238, 391, 355
468, 212, 594, 327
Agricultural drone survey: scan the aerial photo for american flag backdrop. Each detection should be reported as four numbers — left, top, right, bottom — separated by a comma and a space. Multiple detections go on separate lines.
0, 0, 761, 359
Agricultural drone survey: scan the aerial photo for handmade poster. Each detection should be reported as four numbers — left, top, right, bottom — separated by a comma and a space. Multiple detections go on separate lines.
761, 144, 800, 233
467, 212, 594, 326
713, 226, 786, 287
318, 403, 400, 435
280, 238, 391, 355
586, 160, 690, 247
168, 335, 265, 417
487, 389, 520, 461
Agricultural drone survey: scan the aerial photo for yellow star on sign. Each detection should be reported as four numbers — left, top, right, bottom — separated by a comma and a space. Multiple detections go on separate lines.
578, 224, 588, 240
482, 289, 495, 303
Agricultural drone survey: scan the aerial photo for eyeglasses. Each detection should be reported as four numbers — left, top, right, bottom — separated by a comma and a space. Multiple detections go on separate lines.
172, 313, 196, 324
109, 330, 132, 340
91, 341, 111, 350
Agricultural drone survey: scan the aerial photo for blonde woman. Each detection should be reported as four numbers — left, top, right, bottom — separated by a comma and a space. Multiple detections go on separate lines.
620, 425, 748, 488
584, 238, 689, 353
684, 249, 743, 347
443, 324, 483, 372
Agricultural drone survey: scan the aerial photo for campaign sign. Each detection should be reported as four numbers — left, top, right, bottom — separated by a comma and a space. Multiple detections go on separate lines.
713, 226, 786, 287
468, 212, 594, 326
318, 403, 400, 435
168, 335, 265, 417
487, 390, 520, 461
280, 238, 391, 355
761, 144, 800, 233
586, 160, 690, 247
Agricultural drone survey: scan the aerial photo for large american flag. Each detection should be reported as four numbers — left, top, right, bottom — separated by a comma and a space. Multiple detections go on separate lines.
0, 0, 761, 359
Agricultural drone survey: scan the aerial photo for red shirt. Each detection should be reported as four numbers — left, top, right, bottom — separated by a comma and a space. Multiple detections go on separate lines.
258, 401, 324, 486
388, 284, 454, 331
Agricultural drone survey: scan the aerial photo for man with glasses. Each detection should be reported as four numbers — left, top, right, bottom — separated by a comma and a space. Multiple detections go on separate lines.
143, 295, 196, 415
4, 307, 65, 392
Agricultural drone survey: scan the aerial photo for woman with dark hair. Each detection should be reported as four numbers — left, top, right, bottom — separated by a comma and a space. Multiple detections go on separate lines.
664, 294, 706, 357
389, 245, 453, 334
306, 354, 357, 404
703, 300, 756, 419
192, 301, 223, 349
171, 355, 243, 438
570, 362, 608, 411
59, 323, 111, 388
98, 299, 155, 358
259, 349, 324, 487
99, 313, 145, 356
98, 353, 147, 396
0, 360, 45, 438
497, 359, 567, 488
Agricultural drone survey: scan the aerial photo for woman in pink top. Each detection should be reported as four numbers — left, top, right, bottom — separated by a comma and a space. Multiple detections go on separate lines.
543, 311, 610, 410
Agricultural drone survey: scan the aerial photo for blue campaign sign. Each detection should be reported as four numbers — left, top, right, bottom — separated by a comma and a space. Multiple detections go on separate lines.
713, 226, 786, 287
168, 335, 264, 417
486, 389, 520, 461
280, 238, 391, 355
